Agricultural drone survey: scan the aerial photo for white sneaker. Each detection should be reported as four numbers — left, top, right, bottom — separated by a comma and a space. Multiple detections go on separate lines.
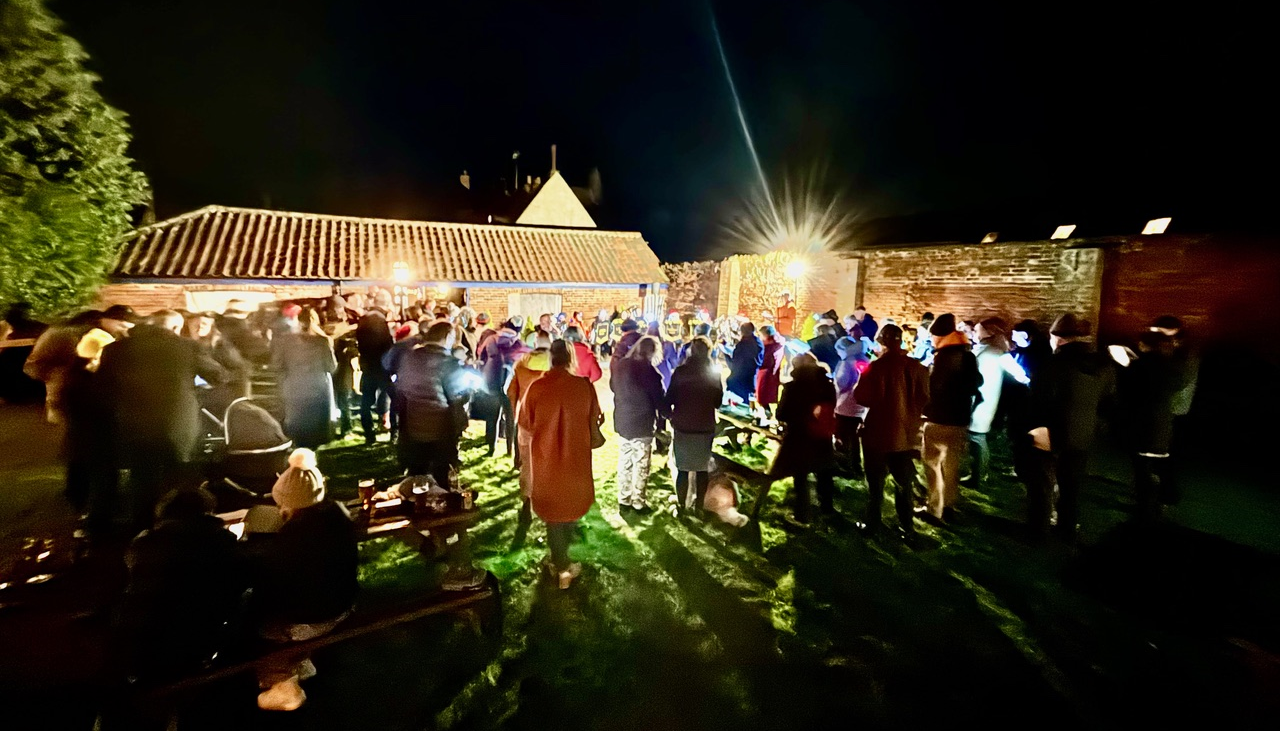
257, 677, 306, 711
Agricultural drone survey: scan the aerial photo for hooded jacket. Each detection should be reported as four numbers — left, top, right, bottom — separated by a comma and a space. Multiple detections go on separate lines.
397, 344, 469, 442
610, 355, 666, 439
833, 336, 869, 418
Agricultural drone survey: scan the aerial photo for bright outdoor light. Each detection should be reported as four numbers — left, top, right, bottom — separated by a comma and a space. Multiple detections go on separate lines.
785, 259, 807, 279
1050, 225, 1077, 240
1142, 217, 1171, 235
392, 261, 411, 285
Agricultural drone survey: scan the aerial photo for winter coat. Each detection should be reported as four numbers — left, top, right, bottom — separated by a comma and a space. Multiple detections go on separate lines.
519, 368, 600, 523
1030, 340, 1117, 453
726, 335, 763, 401
970, 343, 1012, 434
663, 359, 723, 434
769, 363, 837, 477
806, 334, 840, 374
481, 329, 529, 395
508, 350, 552, 415
118, 514, 247, 677
833, 336, 869, 418
97, 324, 227, 461
217, 315, 269, 365
355, 312, 394, 374
23, 323, 92, 423
381, 334, 425, 375
610, 356, 665, 439
611, 331, 643, 364
272, 332, 337, 448
246, 500, 358, 625
855, 314, 879, 341
1121, 349, 1181, 454
854, 348, 930, 454
924, 333, 983, 427
397, 344, 469, 442
572, 341, 603, 382
656, 339, 680, 390
755, 339, 784, 405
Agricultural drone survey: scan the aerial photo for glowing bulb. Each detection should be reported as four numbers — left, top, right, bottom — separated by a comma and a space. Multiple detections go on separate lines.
392, 261, 411, 285
785, 260, 807, 279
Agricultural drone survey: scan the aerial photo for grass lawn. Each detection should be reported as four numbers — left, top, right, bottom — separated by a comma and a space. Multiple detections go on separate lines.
231, 385, 1277, 731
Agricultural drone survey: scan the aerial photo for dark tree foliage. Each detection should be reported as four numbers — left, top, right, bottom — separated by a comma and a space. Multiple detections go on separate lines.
0, 0, 149, 316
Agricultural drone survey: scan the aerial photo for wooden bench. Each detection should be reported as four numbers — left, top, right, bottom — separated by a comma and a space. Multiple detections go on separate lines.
137, 573, 501, 703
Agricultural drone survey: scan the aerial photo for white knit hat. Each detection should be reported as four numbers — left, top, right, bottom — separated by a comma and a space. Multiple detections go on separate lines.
272, 448, 325, 512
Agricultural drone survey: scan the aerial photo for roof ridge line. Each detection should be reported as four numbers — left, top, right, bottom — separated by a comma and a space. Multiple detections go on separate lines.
137, 205, 645, 238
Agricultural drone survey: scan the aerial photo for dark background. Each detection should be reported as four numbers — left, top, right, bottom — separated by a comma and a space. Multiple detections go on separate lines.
57, 0, 1273, 260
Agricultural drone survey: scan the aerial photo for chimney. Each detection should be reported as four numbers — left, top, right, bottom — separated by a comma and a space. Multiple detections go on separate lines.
551, 144, 557, 174
459, 170, 471, 190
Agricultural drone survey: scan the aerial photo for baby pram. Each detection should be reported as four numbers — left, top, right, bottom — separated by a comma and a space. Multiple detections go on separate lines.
203, 396, 292, 501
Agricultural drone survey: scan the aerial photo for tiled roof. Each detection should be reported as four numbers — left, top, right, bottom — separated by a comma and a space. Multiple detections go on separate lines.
113, 206, 666, 285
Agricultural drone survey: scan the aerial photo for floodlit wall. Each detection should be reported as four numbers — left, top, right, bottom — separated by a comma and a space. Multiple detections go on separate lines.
852, 241, 1104, 330
662, 261, 721, 317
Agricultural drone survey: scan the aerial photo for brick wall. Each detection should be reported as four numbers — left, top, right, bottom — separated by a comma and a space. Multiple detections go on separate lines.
852, 241, 1103, 330
1100, 234, 1280, 344
98, 282, 334, 313
464, 286, 642, 324
717, 250, 848, 321
661, 261, 721, 317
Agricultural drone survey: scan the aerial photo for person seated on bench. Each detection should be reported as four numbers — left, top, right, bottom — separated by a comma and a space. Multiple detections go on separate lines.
244, 448, 358, 712
115, 486, 247, 681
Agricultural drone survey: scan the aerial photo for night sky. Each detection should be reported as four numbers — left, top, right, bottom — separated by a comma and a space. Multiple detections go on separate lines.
57, 0, 1273, 261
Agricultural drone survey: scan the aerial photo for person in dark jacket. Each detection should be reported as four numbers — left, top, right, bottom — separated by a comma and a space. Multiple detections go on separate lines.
272, 308, 338, 449
395, 322, 469, 489
662, 337, 723, 514
725, 321, 763, 403
1120, 330, 1182, 522
610, 318, 643, 366
920, 314, 982, 522
851, 306, 879, 341
246, 449, 358, 711
769, 353, 837, 523
355, 307, 395, 444
479, 321, 530, 458
611, 336, 666, 511
96, 311, 226, 536
217, 299, 270, 365
1028, 313, 1116, 542
854, 325, 930, 540
806, 324, 840, 373
115, 486, 246, 680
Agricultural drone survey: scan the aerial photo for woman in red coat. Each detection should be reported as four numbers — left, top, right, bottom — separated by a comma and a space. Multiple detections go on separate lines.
517, 340, 602, 588
564, 326, 602, 382
755, 325, 784, 418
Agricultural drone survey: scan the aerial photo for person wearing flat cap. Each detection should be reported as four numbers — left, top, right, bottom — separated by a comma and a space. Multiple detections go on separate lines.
1026, 313, 1116, 543
246, 448, 358, 711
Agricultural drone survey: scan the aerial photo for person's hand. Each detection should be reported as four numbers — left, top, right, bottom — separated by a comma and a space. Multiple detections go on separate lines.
1028, 427, 1051, 451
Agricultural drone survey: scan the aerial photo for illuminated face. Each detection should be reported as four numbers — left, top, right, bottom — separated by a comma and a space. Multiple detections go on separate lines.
1012, 331, 1030, 348
540, 315, 552, 329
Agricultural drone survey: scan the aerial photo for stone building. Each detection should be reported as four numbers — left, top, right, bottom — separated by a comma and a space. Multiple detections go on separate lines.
101, 203, 666, 322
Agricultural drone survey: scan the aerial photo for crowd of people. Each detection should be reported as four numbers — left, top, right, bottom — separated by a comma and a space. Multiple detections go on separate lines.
1, 287, 1198, 712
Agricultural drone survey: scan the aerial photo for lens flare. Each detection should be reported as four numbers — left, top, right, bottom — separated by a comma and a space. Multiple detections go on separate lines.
724, 170, 860, 255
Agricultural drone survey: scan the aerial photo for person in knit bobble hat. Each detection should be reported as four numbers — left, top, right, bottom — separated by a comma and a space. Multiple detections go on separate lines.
246, 448, 359, 711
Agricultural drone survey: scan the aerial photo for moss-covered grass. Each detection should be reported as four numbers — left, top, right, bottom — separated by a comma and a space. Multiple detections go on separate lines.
177, 400, 1278, 729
